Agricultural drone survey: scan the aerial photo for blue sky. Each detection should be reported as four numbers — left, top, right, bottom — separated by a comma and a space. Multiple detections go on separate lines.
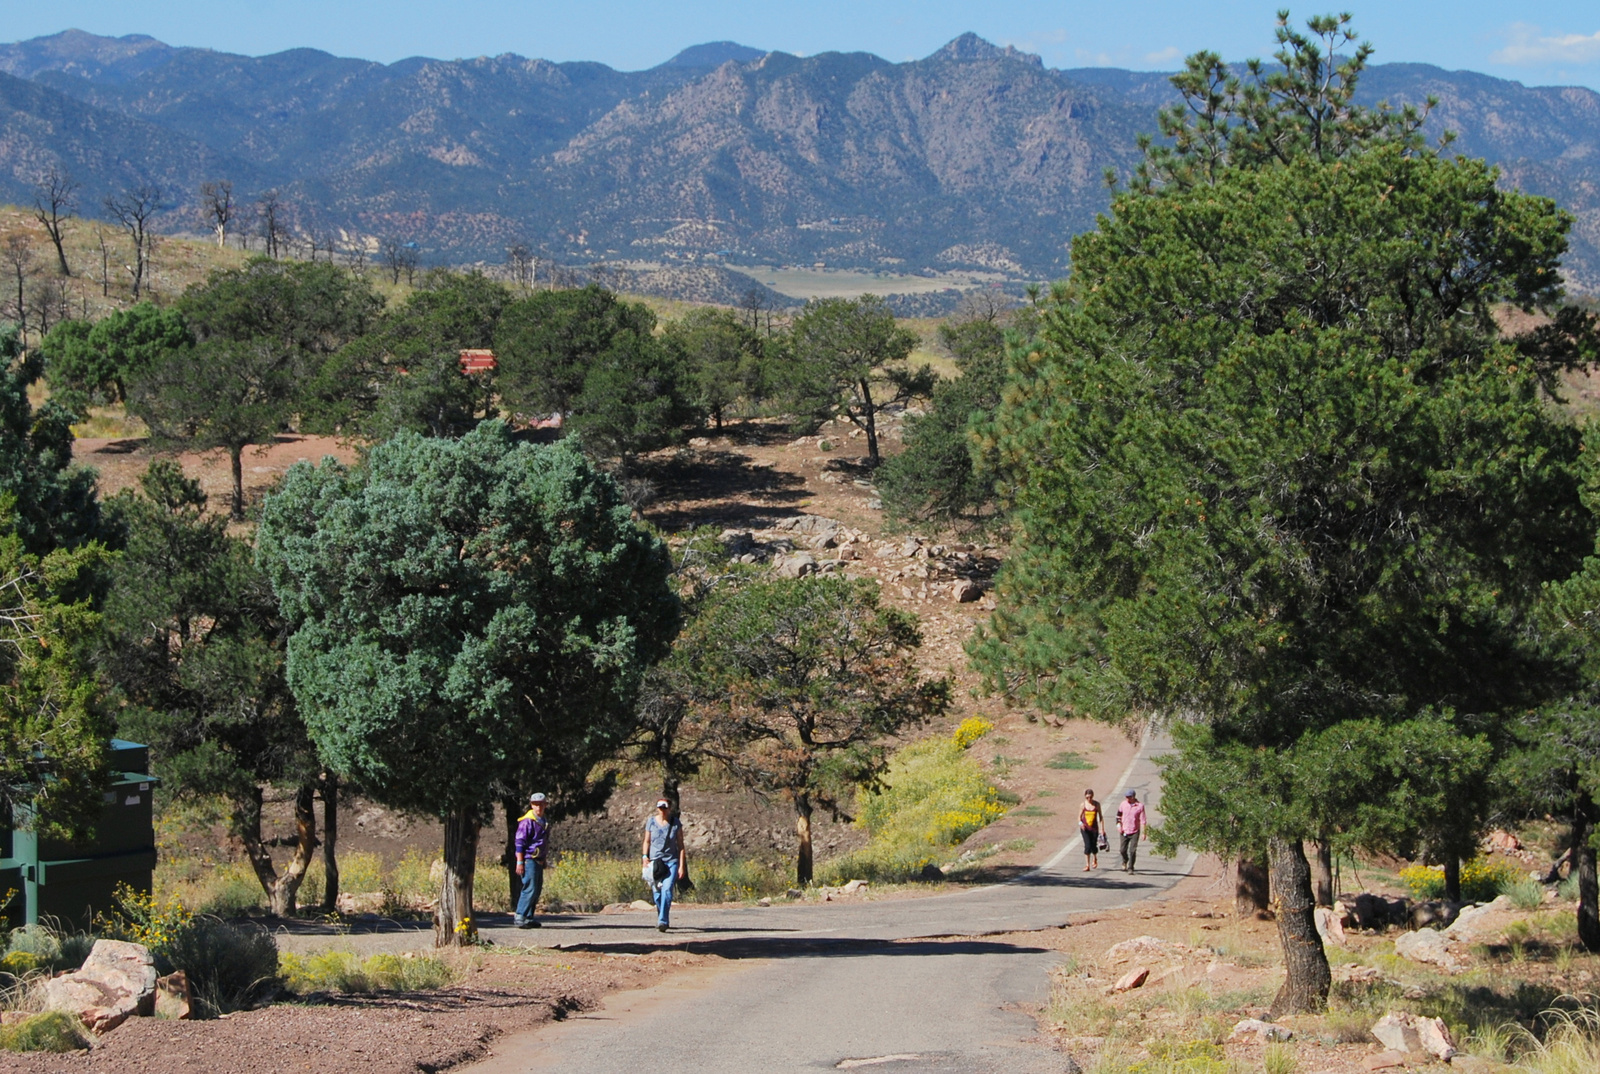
8, 2, 1600, 90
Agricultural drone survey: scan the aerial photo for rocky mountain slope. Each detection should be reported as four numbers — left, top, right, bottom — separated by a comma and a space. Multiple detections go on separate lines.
2, 30, 1598, 289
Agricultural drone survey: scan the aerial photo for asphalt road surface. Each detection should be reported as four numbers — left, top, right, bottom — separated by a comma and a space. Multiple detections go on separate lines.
459, 730, 1198, 1074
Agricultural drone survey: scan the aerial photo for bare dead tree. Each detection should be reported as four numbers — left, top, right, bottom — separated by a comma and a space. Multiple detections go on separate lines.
199, 180, 234, 248
257, 190, 285, 258
506, 243, 534, 289
32, 165, 79, 277
104, 184, 165, 300
93, 225, 113, 297
379, 237, 404, 285
2, 235, 39, 339
29, 273, 67, 338
341, 241, 368, 273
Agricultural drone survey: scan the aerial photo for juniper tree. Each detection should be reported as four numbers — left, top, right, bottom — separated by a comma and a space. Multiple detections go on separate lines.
256, 424, 678, 945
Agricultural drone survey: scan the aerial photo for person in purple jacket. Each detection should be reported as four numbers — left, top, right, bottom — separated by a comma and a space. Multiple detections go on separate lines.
514, 792, 550, 928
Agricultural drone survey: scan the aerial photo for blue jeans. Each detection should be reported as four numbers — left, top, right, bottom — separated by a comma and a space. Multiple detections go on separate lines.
516, 860, 543, 922
651, 858, 678, 926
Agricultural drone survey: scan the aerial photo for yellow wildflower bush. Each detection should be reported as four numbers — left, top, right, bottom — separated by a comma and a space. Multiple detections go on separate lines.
1399, 858, 1521, 903
952, 717, 995, 750
821, 722, 1009, 883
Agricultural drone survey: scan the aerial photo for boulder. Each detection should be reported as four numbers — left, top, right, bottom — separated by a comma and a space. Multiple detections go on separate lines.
1363, 1050, 1409, 1070
155, 971, 192, 1020
1104, 936, 1196, 963
336, 891, 386, 915
1112, 967, 1149, 992
1229, 1018, 1293, 1044
1314, 905, 1347, 945
810, 529, 841, 550
841, 879, 870, 894
1371, 1012, 1455, 1060
951, 580, 982, 603
775, 552, 818, 578
1394, 927, 1462, 970
42, 939, 158, 1033
899, 538, 922, 558
1351, 892, 1409, 930
1409, 900, 1460, 931
629, 899, 654, 911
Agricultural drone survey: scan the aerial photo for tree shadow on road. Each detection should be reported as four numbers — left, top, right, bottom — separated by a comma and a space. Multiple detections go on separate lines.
551, 936, 1053, 961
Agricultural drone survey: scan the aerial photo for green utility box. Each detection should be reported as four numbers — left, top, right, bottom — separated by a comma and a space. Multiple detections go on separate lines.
1, 739, 160, 931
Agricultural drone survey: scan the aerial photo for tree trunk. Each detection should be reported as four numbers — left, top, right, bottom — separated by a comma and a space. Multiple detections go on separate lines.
267, 784, 318, 917
435, 808, 480, 947
229, 445, 246, 521
1575, 797, 1600, 953
48, 233, 70, 278
320, 772, 340, 914
1267, 836, 1331, 1016
500, 795, 521, 909
1443, 855, 1462, 904
1236, 852, 1270, 916
238, 784, 318, 918
795, 795, 814, 885
1309, 840, 1334, 907
858, 380, 879, 464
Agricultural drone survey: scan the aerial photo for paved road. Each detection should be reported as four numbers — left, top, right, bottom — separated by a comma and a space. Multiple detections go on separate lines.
457, 731, 1197, 1074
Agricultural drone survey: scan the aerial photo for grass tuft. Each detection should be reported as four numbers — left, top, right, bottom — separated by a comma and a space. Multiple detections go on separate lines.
0, 1011, 90, 1053
279, 950, 456, 994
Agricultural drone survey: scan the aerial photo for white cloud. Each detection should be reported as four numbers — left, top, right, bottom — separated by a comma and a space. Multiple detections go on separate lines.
1143, 46, 1183, 65
1492, 22, 1600, 66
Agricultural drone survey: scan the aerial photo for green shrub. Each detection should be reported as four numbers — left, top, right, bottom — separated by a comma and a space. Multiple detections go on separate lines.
279, 950, 456, 994
1045, 751, 1094, 770
159, 918, 279, 1015
683, 859, 790, 903
0, 1010, 89, 1052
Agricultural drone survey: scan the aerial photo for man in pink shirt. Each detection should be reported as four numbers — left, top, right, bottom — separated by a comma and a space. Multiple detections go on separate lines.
1117, 789, 1147, 873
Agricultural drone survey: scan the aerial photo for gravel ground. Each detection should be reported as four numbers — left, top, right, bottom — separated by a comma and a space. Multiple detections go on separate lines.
4, 947, 711, 1074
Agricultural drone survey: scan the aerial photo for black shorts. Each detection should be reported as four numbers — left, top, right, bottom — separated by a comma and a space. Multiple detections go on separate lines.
1082, 828, 1098, 855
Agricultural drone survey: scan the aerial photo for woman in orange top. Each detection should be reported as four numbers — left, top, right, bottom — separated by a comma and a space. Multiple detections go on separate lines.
1079, 789, 1106, 871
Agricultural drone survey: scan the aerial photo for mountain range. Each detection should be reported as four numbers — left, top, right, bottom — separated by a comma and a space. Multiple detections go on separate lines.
2, 29, 1599, 293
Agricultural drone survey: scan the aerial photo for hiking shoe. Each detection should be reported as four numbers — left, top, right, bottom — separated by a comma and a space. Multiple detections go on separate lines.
522, 919, 542, 928
657, 923, 669, 932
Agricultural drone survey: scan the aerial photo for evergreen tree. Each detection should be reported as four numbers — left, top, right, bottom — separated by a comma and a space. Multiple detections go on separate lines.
102, 461, 322, 916
971, 14, 1592, 1012
877, 304, 1034, 525
781, 296, 933, 465
307, 270, 508, 439
663, 308, 769, 430
681, 576, 950, 883
39, 303, 193, 415
0, 499, 112, 847
0, 326, 101, 554
256, 424, 678, 945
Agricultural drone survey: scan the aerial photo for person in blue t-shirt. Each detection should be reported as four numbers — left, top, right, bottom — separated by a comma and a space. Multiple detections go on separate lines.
642, 799, 684, 932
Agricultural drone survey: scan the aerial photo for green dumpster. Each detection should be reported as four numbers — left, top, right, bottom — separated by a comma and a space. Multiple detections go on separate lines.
1, 739, 160, 931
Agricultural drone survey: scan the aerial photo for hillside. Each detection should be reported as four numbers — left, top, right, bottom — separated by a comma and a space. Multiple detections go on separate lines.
2, 30, 1599, 291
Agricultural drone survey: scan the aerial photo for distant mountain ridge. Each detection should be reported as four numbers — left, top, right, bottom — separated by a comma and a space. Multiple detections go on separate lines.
2, 29, 1598, 292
